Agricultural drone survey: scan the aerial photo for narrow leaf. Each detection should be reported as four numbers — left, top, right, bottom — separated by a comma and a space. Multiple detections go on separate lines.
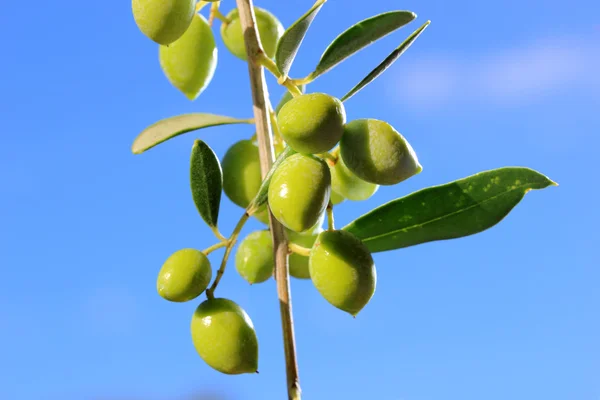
247, 146, 296, 212
341, 20, 430, 102
132, 113, 253, 154
190, 140, 223, 228
275, 0, 325, 76
310, 10, 416, 80
343, 167, 557, 253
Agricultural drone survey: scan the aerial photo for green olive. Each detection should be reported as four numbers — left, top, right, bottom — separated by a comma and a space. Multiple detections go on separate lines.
278, 93, 346, 154
330, 155, 378, 201
340, 119, 422, 185
157, 248, 212, 302
309, 230, 376, 316
191, 298, 259, 374
222, 140, 262, 209
235, 230, 274, 284
132, 0, 195, 45
159, 14, 217, 100
268, 153, 331, 233
287, 230, 319, 279
220, 7, 284, 60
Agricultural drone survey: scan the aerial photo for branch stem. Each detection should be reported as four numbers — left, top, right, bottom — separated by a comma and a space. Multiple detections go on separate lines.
234, 0, 302, 398
327, 201, 335, 231
205, 212, 249, 299
288, 242, 311, 257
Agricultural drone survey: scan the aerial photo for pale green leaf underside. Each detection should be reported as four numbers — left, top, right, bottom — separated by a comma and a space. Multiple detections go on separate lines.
190, 140, 223, 228
132, 113, 253, 154
275, 0, 325, 77
341, 20, 430, 102
311, 10, 417, 80
343, 167, 557, 253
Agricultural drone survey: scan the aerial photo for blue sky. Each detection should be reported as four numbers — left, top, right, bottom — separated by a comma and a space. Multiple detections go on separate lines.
1, 0, 598, 399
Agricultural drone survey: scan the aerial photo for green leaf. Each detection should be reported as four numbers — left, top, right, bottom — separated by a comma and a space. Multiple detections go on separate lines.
274, 84, 305, 114
310, 10, 417, 80
247, 146, 296, 213
275, 0, 325, 77
190, 140, 223, 228
132, 113, 253, 154
343, 167, 557, 253
341, 20, 430, 102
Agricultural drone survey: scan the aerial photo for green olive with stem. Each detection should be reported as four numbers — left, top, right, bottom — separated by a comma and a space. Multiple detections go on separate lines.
191, 298, 259, 374
157, 248, 212, 302
330, 155, 378, 201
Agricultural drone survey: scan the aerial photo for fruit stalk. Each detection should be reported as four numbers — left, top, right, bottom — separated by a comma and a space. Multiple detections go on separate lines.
233, 0, 302, 399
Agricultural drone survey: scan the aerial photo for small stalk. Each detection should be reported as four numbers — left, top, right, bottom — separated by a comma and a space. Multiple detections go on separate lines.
327, 201, 335, 231
205, 212, 249, 299
259, 55, 303, 97
288, 242, 311, 257
202, 241, 229, 256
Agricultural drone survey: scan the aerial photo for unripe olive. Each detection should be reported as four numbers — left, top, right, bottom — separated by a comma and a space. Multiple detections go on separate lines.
235, 230, 274, 284
268, 154, 331, 233
132, 0, 195, 45
191, 298, 258, 374
340, 119, 422, 185
330, 156, 378, 201
157, 248, 212, 302
220, 8, 284, 60
222, 140, 262, 208
159, 14, 218, 100
278, 93, 346, 154
309, 230, 376, 316
287, 230, 319, 279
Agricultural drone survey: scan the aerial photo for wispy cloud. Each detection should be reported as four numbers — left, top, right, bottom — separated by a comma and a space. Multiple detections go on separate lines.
389, 35, 600, 110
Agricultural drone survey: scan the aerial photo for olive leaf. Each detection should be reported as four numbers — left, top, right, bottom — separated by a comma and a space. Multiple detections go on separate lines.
190, 140, 223, 228
341, 20, 430, 102
132, 113, 253, 154
247, 146, 296, 213
308, 10, 417, 81
343, 167, 557, 253
275, 0, 325, 77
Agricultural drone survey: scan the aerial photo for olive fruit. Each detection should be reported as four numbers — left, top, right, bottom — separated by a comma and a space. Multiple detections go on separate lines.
268, 153, 331, 232
235, 230, 274, 284
330, 155, 378, 201
278, 93, 346, 154
340, 119, 422, 185
287, 230, 319, 279
220, 7, 284, 60
157, 248, 212, 302
159, 14, 218, 100
222, 140, 261, 208
309, 230, 376, 316
191, 298, 259, 374
132, 0, 195, 45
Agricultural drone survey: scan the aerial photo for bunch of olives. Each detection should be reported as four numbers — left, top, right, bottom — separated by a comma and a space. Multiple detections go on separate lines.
136, 0, 422, 376
132, 0, 284, 100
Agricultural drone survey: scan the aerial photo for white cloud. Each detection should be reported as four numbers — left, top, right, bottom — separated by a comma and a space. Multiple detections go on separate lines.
389, 35, 600, 110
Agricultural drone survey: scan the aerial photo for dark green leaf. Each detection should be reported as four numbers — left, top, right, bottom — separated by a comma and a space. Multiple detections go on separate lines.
341, 20, 430, 102
310, 10, 417, 80
274, 85, 305, 114
343, 167, 557, 253
247, 146, 296, 213
190, 140, 223, 228
275, 0, 325, 76
132, 113, 253, 154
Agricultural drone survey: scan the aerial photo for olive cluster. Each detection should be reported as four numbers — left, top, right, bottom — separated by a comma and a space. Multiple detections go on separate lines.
134, 0, 422, 376
230, 91, 422, 316
132, 0, 283, 99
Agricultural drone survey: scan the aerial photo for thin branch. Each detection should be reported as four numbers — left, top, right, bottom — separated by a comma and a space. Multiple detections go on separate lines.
234, 1, 302, 399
